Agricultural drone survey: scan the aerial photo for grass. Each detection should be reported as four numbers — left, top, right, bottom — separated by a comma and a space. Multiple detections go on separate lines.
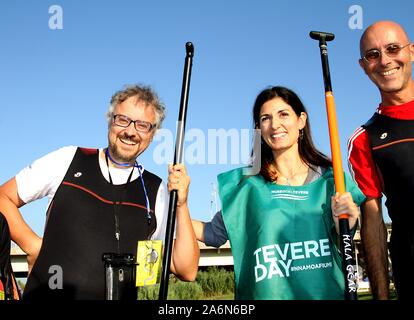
204, 292, 234, 300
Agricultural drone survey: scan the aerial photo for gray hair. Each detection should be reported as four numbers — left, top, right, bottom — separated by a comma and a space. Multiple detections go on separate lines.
106, 84, 166, 129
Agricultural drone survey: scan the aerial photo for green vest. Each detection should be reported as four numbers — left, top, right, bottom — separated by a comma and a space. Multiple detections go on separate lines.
218, 167, 365, 300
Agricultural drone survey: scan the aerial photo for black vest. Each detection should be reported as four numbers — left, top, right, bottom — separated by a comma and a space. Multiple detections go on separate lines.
23, 148, 161, 299
363, 113, 414, 225
364, 113, 414, 297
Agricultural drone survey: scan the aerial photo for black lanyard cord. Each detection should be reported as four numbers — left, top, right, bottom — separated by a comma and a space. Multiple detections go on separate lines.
105, 152, 134, 253
104, 149, 153, 250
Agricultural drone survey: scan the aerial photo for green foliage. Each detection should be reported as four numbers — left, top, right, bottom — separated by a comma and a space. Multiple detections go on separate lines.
137, 267, 234, 300
196, 267, 234, 298
168, 278, 203, 300
137, 276, 203, 300
137, 284, 160, 300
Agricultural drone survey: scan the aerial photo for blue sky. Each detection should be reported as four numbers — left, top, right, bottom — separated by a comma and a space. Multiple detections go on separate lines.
1, 0, 412, 235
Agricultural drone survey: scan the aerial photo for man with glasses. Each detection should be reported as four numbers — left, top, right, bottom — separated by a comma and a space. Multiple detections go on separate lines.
0, 84, 199, 299
348, 21, 414, 299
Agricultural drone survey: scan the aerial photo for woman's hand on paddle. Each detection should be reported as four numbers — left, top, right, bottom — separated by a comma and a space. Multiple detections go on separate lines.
331, 192, 360, 233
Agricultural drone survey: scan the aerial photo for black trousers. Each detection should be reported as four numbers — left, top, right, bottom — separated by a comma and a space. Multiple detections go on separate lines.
389, 226, 414, 300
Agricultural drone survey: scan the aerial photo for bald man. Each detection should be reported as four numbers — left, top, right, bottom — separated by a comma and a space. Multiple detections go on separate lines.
348, 21, 414, 300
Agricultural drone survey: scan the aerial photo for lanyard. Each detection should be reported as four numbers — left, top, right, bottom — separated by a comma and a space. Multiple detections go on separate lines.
105, 149, 152, 251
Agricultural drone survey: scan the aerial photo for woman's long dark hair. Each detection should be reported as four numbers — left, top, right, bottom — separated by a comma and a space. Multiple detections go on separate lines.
252, 86, 332, 182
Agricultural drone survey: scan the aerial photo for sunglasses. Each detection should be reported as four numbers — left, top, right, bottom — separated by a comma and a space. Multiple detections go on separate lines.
363, 43, 411, 62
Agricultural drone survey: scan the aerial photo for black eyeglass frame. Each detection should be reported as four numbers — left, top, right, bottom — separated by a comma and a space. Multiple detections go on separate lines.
112, 114, 155, 133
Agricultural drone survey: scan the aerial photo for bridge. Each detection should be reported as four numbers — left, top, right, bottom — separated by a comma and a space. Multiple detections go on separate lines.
10, 240, 234, 278
10, 229, 392, 292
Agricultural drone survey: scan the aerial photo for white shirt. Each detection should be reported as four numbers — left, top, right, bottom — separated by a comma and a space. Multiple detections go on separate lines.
15, 146, 168, 240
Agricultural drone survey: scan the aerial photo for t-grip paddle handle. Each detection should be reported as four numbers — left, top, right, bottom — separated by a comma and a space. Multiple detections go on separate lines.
309, 31, 335, 44
309, 31, 335, 92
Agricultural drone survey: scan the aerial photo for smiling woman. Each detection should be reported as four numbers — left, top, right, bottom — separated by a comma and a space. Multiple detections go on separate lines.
192, 86, 366, 300
252, 86, 330, 184
257, 97, 307, 184
258, 97, 307, 157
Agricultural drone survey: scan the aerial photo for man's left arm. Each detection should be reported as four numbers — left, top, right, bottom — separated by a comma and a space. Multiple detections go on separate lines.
167, 164, 199, 281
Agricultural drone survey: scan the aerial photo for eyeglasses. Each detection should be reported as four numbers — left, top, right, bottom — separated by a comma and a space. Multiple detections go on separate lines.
112, 114, 155, 133
363, 43, 411, 62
